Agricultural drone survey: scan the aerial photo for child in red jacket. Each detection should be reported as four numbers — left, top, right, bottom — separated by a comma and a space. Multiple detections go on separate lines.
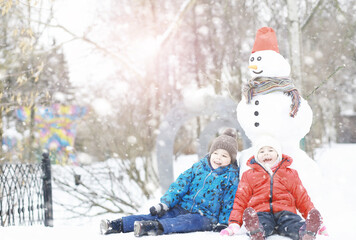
220, 135, 327, 240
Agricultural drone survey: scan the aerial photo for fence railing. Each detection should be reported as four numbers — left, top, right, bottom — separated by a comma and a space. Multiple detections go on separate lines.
0, 152, 53, 227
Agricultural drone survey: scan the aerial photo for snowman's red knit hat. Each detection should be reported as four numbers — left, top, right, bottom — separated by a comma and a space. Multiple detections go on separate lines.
251, 27, 279, 53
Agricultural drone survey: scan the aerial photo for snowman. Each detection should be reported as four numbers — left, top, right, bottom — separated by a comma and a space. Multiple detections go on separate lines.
236, 27, 322, 203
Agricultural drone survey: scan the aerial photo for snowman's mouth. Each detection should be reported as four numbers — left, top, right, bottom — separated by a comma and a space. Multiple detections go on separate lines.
253, 70, 263, 74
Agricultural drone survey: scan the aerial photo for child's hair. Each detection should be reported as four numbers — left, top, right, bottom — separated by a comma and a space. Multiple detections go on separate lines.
254, 135, 282, 161
209, 128, 238, 163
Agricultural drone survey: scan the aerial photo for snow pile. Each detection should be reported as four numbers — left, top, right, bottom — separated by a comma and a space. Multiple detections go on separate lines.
314, 144, 356, 240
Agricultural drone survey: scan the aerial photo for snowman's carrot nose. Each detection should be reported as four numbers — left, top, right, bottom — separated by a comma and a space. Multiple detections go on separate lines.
248, 65, 258, 70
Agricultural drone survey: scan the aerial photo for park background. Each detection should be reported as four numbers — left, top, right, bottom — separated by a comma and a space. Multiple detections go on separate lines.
1, 0, 356, 239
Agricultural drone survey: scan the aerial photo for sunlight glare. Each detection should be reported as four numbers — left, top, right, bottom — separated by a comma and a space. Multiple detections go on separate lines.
129, 37, 159, 63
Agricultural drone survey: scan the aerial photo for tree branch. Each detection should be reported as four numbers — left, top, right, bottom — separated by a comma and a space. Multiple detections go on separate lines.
301, 0, 323, 31
157, 0, 197, 47
306, 65, 345, 99
45, 23, 145, 78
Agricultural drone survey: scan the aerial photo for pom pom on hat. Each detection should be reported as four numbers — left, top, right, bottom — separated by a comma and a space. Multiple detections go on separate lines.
251, 27, 279, 53
221, 128, 237, 139
254, 135, 282, 162
209, 128, 238, 163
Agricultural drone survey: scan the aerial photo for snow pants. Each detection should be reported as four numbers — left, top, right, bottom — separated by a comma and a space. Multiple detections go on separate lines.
257, 211, 304, 240
121, 205, 213, 234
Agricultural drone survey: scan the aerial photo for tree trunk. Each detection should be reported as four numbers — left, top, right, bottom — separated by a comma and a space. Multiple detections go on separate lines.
287, 0, 303, 92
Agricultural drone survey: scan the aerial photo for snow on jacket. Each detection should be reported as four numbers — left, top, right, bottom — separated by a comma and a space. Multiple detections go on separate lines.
229, 154, 314, 226
160, 155, 239, 224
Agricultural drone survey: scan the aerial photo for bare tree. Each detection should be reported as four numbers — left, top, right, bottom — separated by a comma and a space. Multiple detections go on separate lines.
287, 0, 303, 90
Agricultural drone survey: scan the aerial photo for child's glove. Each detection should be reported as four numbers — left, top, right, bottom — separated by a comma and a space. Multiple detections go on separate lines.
318, 223, 329, 236
213, 223, 228, 232
149, 203, 169, 217
220, 223, 241, 236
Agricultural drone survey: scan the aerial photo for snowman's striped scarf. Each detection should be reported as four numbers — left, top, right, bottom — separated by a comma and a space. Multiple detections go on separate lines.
244, 77, 301, 117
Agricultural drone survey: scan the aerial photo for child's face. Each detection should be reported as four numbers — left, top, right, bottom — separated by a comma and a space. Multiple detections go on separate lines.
257, 146, 278, 166
210, 149, 231, 169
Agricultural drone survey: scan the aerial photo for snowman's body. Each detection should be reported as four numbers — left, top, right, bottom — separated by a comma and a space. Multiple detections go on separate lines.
237, 27, 322, 204
237, 92, 312, 159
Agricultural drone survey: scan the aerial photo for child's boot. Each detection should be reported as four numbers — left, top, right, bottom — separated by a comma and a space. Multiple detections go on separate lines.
243, 207, 265, 240
134, 220, 163, 237
100, 219, 123, 235
299, 208, 322, 240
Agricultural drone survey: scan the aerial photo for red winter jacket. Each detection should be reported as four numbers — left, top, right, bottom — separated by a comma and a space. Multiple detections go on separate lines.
229, 154, 314, 226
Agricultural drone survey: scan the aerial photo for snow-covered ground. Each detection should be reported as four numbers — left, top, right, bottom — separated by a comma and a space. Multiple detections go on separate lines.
2, 143, 356, 239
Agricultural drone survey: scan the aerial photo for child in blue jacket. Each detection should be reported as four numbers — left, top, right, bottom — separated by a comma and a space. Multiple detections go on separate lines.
100, 128, 240, 237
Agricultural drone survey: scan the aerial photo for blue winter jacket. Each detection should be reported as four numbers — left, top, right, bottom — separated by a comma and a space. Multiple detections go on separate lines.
160, 155, 239, 224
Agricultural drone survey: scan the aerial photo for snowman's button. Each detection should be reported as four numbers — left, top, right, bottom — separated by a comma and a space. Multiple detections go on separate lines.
255, 100, 259, 105
254, 111, 259, 116
254, 122, 259, 127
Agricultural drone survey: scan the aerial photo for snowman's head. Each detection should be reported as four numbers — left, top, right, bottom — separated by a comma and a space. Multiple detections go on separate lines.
248, 50, 291, 78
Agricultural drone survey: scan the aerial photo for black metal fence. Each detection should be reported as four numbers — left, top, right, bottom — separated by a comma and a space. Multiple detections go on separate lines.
0, 153, 53, 227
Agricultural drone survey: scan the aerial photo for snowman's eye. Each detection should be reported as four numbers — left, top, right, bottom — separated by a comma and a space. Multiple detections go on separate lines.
257, 56, 262, 61
250, 57, 254, 62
